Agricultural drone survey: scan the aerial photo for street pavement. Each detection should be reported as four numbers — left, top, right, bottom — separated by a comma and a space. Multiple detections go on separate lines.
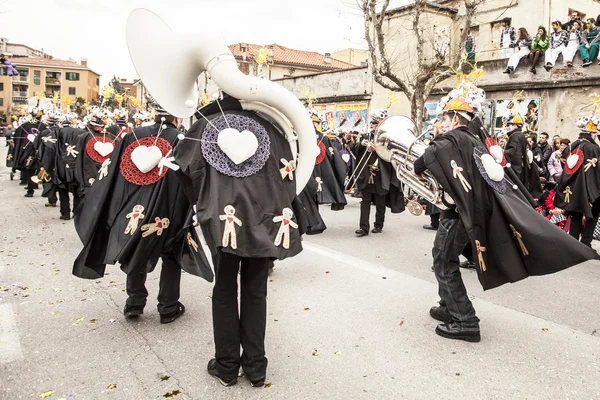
1, 147, 599, 400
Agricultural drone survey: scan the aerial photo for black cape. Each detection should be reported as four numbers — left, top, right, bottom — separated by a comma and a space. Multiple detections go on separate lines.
423, 126, 599, 290
504, 130, 542, 198
314, 131, 348, 210
13, 120, 47, 170
174, 97, 305, 260
73, 123, 213, 282
554, 135, 600, 217
72, 129, 117, 197
298, 178, 327, 235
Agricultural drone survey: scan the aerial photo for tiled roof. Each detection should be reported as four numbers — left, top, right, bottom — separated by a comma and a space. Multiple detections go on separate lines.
228, 43, 355, 71
8, 57, 101, 76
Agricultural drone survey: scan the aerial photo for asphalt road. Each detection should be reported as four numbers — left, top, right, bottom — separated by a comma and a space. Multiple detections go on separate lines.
1, 147, 599, 399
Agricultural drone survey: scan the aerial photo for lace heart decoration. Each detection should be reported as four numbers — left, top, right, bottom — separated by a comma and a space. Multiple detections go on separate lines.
481, 154, 505, 182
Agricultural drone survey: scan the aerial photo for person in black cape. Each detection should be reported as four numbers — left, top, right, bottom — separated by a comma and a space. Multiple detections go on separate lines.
351, 110, 405, 236
106, 108, 132, 140
311, 113, 348, 211
34, 113, 62, 208
415, 97, 599, 343
13, 108, 47, 197
39, 114, 86, 220
72, 109, 117, 198
72, 105, 213, 323
174, 96, 307, 387
554, 115, 600, 247
503, 114, 543, 198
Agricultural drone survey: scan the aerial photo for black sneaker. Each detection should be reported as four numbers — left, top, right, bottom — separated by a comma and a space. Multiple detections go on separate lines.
355, 228, 369, 236
9, 172, 14, 181
422, 224, 438, 231
429, 306, 451, 323
459, 260, 476, 270
371, 227, 382, 234
160, 302, 185, 324
207, 359, 238, 387
124, 305, 144, 318
60, 215, 71, 221
583, 59, 592, 67
435, 322, 481, 342
24, 192, 33, 198
45, 202, 57, 207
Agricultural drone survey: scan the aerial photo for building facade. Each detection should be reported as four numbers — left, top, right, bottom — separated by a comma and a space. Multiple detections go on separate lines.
0, 57, 100, 114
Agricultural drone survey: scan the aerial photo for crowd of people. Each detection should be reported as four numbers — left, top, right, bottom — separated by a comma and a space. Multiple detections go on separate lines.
3, 53, 600, 388
497, 11, 600, 74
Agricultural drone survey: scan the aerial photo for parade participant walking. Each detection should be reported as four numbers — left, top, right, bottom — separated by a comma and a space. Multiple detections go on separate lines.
554, 113, 600, 247
71, 107, 117, 198
351, 109, 404, 236
504, 113, 542, 198
72, 102, 212, 322
106, 108, 132, 139
414, 95, 599, 343
12, 100, 48, 197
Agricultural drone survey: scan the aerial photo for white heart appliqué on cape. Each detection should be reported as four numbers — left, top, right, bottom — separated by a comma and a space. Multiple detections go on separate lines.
489, 145, 504, 164
566, 153, 579, 169
217, 128, 259, 165
27, 133, 36, 142
131, 145, 163, 173
94, 141, 114, 157
526, 149, 534, 165
341, 154, 351, 163
481, 154, 505, 182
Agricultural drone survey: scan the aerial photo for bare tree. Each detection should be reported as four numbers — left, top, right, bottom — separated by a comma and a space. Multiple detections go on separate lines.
361, 0, 486, 134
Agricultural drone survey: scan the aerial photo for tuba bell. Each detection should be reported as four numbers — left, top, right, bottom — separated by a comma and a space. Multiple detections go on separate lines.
373, 115, 450, 212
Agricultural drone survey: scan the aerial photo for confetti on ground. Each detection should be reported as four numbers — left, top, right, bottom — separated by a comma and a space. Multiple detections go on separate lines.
542, 328, 549, 332
334, 351, 342, 355
399, 320, 405, 327
163, 390, 181, 398
89, 319, 97, 325
312, 350, 320, 356
107, 384, 117, 390
304, 308, 310, 311
264, 383, 273, 388
160, 375, 170, 381
72, 317, 84, 326
39, 390, 54, 398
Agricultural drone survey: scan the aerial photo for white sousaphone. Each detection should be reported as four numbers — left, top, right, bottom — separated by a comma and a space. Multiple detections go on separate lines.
125, 8, 316, 194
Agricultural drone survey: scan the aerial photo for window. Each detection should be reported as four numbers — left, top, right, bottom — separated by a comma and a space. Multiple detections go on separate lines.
34, 70, 41, 85
68, 87, 76, 95
0, 98, 3, 106
0, 69, 6, 76
66, 72, 80, 81
0, 82, 3, 91
96, 78, 99, 85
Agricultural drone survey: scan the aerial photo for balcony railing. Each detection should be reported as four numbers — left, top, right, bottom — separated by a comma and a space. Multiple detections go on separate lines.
12, 92, 27, 98
12, 96, 28, 103
12, 75, 29, 83
45, 77, 61, 85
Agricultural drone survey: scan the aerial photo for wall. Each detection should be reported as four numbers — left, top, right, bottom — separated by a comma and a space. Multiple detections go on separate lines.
332, 49, 369, 66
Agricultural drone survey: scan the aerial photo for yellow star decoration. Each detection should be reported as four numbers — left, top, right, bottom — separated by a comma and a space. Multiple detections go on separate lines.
255, 46, 269, 65
387, 93, 398, 110
590, 93, 600, 115
114, 94, 124, 106
302, 87, 319, 107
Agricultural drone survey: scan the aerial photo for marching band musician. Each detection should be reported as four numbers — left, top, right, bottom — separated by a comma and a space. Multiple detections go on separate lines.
13, 101, 47, 198
414, 95, 599, 343
553, 114, 600, 247
351, 109, 404, 236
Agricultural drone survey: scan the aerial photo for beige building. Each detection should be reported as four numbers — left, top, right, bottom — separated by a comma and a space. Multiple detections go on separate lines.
331, 48, 369, 67
0, 57, 100, 115
276, 0, 600, 139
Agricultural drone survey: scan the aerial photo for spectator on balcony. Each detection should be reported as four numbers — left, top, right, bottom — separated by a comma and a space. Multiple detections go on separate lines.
528, 26, 549, 74
465, 31, 476, 62
499, 18, 517, 59
503, 28, 532, 74
544, 21, 569, 71
580, 18, 600, 67
562, 11, 581, 31
563, 20, 584, 67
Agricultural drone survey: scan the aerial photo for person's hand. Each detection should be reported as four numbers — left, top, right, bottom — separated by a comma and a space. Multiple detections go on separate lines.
361, 139, 368, 146
366, 143, 376, 152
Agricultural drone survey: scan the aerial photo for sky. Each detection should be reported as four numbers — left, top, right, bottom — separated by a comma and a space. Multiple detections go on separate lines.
0, 0, 410, 86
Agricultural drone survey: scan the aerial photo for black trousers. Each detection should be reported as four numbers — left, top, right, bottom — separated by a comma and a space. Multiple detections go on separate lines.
125, 251, 182, 314
359, 192, 386, 231
432, 217, 479, 327
48, 186, 80, 216
568, 198, 600, 247
212, 250, 270, 380
22, 169, 37, 193
429, 213, 440, 228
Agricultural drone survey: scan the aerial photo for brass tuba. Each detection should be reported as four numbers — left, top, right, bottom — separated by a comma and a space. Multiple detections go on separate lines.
373, 116, 450, 213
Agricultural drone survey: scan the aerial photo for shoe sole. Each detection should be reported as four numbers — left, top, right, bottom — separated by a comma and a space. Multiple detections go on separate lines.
435, 327, 481, 342
429, 309, 451, 323
124, 310, 143, 318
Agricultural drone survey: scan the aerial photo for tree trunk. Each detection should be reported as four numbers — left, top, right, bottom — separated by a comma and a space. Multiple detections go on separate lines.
410, 89, 426, 137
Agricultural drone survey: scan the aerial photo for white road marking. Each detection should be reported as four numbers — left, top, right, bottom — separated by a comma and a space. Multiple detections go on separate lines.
0, 304, 24, 363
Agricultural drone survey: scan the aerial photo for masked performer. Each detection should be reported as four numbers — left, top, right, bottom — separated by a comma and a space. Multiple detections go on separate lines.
73, 103, 213, 323
554, 114, 600, 247
503, 113, 542, 198
414, 96, 598, 343
351, 109, 405, 236
311, 112, 348, 211
72, 107, 117, 198
34, 112, 62, 208
13, 100, 47, 197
